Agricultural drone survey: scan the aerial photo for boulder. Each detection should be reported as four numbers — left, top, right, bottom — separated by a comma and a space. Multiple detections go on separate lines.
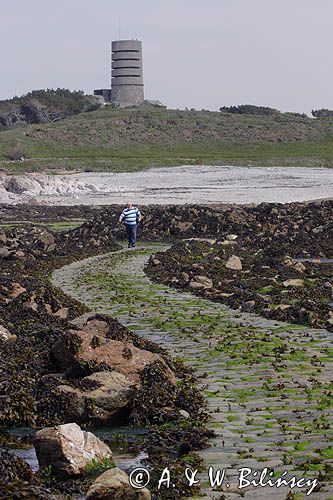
181, 272, 190, 282
0, 323, 17, 342
225, 255, 243, 270
38, 230, 55, 247
0, 247, 10, 258
275, 304, 292, 312
327, 311, 333, 326
53, 307, 69, 320
179, 409, 190, 420
283, 256, 294, 266
14, 250, 25, 258
283, 279, 304, 288
176, 221, 192, 232
52, 320, 176, 385
189, 275, 213, 289
241, 300, 256, 313
56, 371, 135, 424
86, 467, 151, 500
221, 240, 237, 246
9, 282, 26, 299
295, 262, 306, 273
34, 423, 113, 476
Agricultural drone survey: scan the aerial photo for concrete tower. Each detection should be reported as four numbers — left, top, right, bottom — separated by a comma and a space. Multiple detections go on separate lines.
111, 40, 144, 107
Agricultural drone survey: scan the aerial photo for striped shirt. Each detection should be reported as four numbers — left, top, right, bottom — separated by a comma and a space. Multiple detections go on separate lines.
121, 207, 141, 225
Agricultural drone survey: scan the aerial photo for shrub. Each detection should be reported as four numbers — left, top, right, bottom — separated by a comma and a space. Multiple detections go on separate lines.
312, 108, 333, 118
6, 142, 26, 161
220, 104, 280, 115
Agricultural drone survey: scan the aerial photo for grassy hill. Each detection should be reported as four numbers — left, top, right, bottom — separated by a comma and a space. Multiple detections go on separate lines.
1, 106, 333, 173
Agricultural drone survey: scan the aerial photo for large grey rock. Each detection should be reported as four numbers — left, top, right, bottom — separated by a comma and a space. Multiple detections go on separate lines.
34, 423, 113, 476
226, 234, 238, 241
56, 371, 135, 424
86, 467, 151, 499
241, 300, 255, 313
189, 275, 213, 289
0, 323, 17, 342
327, 311, 333, 326
0, 247, 10, 258
283, 279, 304, 287
225, 255, 243, 270
38, 230, 55, 246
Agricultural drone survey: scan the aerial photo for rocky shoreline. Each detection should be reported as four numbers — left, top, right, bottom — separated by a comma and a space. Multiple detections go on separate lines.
143, 200, 333, 332
0, 219, 209, 498
1, 199, 333, 498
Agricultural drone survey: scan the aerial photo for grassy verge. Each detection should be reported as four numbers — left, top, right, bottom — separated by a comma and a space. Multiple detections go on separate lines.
0, 107, 333, 172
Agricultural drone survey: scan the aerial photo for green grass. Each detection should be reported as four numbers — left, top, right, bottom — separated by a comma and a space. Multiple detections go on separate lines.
1, 107, 333, 172
84, 456, 115, 475
320, 447, 333, 459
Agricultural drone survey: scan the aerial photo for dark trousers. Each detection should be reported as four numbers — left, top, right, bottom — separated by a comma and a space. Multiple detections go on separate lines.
125, 224, 137, 247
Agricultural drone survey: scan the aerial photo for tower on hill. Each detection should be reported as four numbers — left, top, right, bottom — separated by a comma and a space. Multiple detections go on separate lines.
111, 40, 144, 107
94, 39, 144, 108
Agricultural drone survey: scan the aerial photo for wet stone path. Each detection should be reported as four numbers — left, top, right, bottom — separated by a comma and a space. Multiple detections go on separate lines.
52, 245, 333, 500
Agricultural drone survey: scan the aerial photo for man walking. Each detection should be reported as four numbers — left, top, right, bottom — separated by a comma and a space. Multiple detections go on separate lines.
119, 202, 142, 248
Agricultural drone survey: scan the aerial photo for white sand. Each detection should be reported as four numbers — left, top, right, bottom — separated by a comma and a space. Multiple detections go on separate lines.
1, 165, 332, 205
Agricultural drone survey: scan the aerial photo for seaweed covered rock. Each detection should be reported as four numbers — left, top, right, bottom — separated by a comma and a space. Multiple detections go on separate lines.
52, 317, 176, 385
0, 222, 120, 268
86, 467, 151, 500
0, 446, 33, 482
145, 201, 333, 331
0, 483, 59, 499
56, 371, 135, 424
34, 423, 113, 476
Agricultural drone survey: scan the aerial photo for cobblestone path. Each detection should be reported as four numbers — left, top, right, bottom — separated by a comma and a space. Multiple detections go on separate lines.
52, 245, 333, 500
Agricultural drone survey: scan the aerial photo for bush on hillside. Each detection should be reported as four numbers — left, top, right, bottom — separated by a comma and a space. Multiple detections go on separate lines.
5, 141, 27, 161
312, 109, 333, 118
0, 89, 103, 128
219, 104, 280, 116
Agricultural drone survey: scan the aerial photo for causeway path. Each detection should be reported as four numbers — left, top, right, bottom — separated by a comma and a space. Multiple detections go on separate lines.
52, 244, 333, 499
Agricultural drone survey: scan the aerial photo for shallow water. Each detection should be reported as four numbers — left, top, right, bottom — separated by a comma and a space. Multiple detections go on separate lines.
7, 426, 148, 474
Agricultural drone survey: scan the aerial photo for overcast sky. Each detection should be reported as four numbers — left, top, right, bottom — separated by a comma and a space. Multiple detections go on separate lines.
1, 0, 332, 113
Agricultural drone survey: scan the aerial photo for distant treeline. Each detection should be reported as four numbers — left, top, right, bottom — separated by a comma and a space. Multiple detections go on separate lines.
220, 105, 280, 116
311, 109, 333, 118
0, 89, 102, 128
220, 104, 333, 119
